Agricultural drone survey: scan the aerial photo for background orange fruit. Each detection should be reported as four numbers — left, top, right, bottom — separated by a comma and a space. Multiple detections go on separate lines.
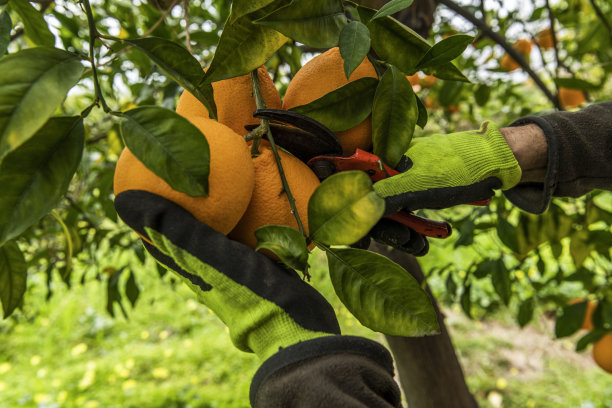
176, 66, 281, 136
282, 47, 378, 155
114, 117, 255, 235
536, 28, 554, 50
568, 298, 598, 330
229, 142, 320, 249
558, 87, 586, 109
592, 334, 612, 374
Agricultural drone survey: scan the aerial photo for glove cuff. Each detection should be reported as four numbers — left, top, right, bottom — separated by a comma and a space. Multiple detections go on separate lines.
250, 335, 395, 406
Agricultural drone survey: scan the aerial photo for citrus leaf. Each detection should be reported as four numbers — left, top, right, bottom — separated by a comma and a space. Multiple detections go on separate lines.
460, 284, 472, 318
0, 11, 11, 57
0, 47, 84, 160
415, 94, 428, 128
125, 270, 140, 308
339, 21, 371, 79
327, 247, 439, 336
10, 0, 55, 46
124, 37, 217, 119
555, 302, 588, 338
203, 15, 288, 84
230, 0, 277, 22
256, 0, 348, 48
0, 240, 26, 318
255, 225, 309, 272
416, 34, 474, 69
554, 77, 602, 91
491, 259, 511, 305
570, 229, 592, 268
120, 106, 210, 197
496, 217, 520, 253
372, 65, 418, 168
425, 62, 469, 82
576, 329, 607, 352
517, 297, 535, 328
308, 171, 384, 245
289, 77, 378, 132
371, 0, 414, 20
0, 116, 84, 246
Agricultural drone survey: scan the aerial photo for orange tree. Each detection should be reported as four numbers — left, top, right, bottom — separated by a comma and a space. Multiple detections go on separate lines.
0, 0, 610, 406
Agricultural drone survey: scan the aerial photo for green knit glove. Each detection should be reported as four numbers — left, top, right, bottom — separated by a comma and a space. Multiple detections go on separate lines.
374, 122, 522, 214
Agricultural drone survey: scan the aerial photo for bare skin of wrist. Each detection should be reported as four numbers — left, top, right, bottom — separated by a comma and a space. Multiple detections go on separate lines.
500, 124, 548, 183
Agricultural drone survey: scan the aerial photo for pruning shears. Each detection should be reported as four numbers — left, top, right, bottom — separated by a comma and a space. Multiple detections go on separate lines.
251, 109, 490, 239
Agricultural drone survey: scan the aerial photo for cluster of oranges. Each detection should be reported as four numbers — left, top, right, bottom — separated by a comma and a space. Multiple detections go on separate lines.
114, 47, 375, 249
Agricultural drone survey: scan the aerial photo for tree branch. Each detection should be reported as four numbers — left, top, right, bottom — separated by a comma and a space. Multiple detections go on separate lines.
436, 0, 560, 109
589, 0, 612, 43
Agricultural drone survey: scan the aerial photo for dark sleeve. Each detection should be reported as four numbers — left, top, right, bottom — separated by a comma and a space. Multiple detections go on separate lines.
503, 101, 612, 213
250, 336, 402, 408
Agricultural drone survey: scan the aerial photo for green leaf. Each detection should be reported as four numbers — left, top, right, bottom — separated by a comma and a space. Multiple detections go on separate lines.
491, 259, 511, 305
124, 37, 217, 119
445, 271, 457, 298
256, 0, 348, 48
204, 15, 288, 84
125, 270, 140, 308
372, 66, 418, 168
0, 240, 26, 318
474, 84, 491, 106
0, 47, 84, 160
0, 11, 11, 57
308, 171, 385, 245
0, 116, 84, 246
416, 34, 473, 69
10, 0, 54, 46
518, 297, 535, 328
255, 225, 309, 272
339, 21, 371, 79
231, 0, 277, 22
289, 77, 378, 132
569, 229, 592, 268
554, 77, 602, 91
576, 329, 607, 352
460, 284, 472, 318
438, 79, 464, 106
371, 0, 414, 20
496, 217, 520, 253
555, 302, 588, 338
120, 107, 210, 197
106, 267, 128, 318
327, 248, 439, 336
415, 95, 428, 128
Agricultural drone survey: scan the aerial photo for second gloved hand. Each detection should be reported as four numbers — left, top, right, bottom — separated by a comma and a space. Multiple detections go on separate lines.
374, 121, 522, 214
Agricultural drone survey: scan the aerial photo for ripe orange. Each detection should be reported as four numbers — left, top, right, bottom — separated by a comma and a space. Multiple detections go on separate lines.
176, 66, 281, 136
406, 73, 420, 87
500, 53, 520, 71
114, 117, 255, 235
229, 142, 320, 249
558, 87, 586, 109
593, 334, 612, 374
500, 39, 533, 71
282, 47, 378, 155
420, 74, 437, 88
536, 28, 554, 50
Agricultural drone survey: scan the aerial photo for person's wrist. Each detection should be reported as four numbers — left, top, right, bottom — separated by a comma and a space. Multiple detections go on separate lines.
499, 124, 548, 182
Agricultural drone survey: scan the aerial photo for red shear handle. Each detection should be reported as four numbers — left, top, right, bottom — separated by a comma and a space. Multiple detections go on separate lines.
385, 212, 452, 239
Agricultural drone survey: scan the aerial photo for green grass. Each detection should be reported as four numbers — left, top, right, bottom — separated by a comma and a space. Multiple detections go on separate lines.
0, 249, 610, 408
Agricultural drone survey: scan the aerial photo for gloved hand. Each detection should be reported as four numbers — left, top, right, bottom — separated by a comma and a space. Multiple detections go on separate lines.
374, 121, 522, 215
353, 218, 429, 256
114, 190, 402, 407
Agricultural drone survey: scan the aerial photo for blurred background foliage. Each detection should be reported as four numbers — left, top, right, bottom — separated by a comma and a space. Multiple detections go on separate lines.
1, 0, 611, 406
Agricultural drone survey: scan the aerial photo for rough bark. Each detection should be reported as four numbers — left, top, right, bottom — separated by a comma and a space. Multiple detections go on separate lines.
369, 241, 479, 408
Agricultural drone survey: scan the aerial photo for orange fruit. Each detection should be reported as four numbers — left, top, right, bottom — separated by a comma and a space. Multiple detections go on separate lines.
406, 73, 421, 87
420, 74, 437, 88
282, 47, 378, 155
500, 53, 520, 71
514, 39, 533, 55
500, 39, 533, 71
569, 298, 598, 330
177, 66, 281, 136
229, 142, 320, 249
558, 87, 586, 109
114, 117, 255, 235
593, 334, 612, 374
536, 28, 554, 50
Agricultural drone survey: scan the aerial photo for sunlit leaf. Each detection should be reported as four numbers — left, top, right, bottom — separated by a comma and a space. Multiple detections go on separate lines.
0, 240, 26, 318
0, 11, 11, 57
417, 34, 473, 69
0, 116, 84, 246
256, 0, 347, 48
203, 15, 288, 84
308, 171, 384, 245
338, 21, 371, 78
120, 107, 210, 197
10, 0, 55, 46
230, 0, 277, 22
289, 77, 378, 132
124, 37, 217, 119
554, 77, 602, 91
569, 229, 592, 268
255, 225, 309, 272
327, 247, 439, 336
372, 66, 418, 168
0, 47, 84, 160
371, 0, 414, 20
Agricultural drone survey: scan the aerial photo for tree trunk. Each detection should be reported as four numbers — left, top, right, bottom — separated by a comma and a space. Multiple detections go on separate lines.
369, 241, 479, 408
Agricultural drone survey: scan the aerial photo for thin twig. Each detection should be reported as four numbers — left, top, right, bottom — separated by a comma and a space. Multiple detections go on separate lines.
436, 0, 559, 109
82, 0, 112, 113
544, 0, 563, 77
183, 0, 193, 54
589, 0, 612, 43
